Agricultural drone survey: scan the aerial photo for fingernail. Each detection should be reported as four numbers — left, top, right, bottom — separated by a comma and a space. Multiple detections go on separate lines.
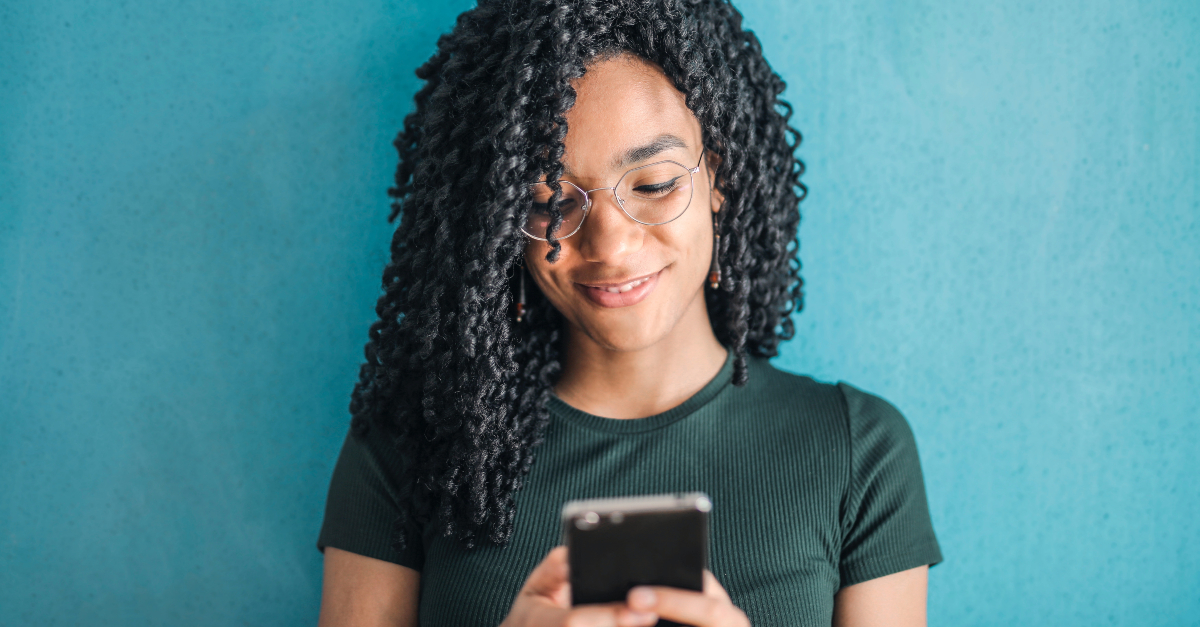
629, 586, 656, 608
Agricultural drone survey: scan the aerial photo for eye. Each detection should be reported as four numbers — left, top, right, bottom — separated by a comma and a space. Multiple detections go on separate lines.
631, 175, 683, 197
531, 197, 581, 214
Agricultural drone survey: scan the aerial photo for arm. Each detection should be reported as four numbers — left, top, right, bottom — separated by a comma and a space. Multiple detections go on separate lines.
832, 565, 928, 627
318, 546, 421, 627
835, 383, 942, 626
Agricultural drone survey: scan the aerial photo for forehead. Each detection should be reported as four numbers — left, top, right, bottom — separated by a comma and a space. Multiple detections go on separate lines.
561, 54, 701, 175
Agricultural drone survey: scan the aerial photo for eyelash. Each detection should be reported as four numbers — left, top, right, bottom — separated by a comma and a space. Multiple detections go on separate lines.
528, 174, 686, 214
633, 176, 682, 196
530, 199, 578, 214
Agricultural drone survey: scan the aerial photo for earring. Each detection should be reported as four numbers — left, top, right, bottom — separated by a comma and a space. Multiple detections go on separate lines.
514, 262, 527, 322
708, 214, 721, 290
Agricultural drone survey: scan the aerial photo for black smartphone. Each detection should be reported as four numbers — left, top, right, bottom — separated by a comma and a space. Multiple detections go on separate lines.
561, 492, 711, 625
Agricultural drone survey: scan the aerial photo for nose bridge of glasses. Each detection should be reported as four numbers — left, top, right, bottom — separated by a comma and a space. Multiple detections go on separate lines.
581, 185, 624, 209
582, 185, 618, 195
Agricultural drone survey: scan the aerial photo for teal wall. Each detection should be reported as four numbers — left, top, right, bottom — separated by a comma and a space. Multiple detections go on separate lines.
1, 0, 1196, 625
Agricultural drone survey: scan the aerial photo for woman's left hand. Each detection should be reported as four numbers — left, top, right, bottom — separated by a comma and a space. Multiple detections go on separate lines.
625, 570, 751, 627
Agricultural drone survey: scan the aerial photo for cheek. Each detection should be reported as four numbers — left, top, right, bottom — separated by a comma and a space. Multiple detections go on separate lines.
524, 245, 575, 301
661, 215, 713, 278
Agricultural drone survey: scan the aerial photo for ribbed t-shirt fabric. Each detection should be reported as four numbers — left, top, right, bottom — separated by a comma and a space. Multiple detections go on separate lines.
317, 351, 943, 626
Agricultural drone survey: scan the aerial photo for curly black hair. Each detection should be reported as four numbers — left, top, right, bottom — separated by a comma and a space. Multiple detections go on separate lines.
348, 0, 806, 552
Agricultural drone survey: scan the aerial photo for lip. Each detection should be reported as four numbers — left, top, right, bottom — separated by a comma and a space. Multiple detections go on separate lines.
575, 268, 664, 308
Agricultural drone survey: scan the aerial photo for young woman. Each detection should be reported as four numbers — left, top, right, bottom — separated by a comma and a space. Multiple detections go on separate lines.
316, 1, 942, 625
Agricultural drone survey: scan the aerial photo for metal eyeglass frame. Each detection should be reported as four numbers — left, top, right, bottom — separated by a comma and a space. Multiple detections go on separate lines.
521, 152, 705, 241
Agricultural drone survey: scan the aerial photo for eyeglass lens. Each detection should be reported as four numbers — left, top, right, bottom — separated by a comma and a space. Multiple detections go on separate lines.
523, 160, 695, 240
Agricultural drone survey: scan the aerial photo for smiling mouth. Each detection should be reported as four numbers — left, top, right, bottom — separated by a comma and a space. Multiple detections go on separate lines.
574, 268, 665, 308
582, 273, 657, 294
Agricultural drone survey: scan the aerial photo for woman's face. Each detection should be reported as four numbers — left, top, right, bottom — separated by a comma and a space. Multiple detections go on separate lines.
524, 53, 721, 352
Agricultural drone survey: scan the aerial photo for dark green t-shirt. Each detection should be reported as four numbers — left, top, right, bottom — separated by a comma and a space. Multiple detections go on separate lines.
317, 352, 943, 626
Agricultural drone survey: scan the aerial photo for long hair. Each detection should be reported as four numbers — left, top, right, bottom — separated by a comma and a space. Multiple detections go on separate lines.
349, 0, 806, 551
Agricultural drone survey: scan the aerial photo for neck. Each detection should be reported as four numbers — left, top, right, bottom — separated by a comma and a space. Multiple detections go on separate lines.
553, 293, 728, 419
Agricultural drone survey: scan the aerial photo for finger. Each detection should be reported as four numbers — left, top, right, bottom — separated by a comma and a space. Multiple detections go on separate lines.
627, 585, 748, 627
614, 605, 661, 627
702, 570, 733, 603
564, 602, 656, 627
522, 546, 569, 596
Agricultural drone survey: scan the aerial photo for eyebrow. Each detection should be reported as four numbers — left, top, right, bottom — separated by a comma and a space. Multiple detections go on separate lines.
561, 134, 690, 177
612, 134, 690, 170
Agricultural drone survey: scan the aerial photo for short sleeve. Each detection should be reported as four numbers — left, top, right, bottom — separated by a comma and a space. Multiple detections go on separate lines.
836, 382, 943, 589
316, 421, 425, 571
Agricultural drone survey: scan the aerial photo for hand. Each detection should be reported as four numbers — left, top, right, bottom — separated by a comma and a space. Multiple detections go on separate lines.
625, 571, 751, 627
500, 546, 659, 627
500, 545, 749, 627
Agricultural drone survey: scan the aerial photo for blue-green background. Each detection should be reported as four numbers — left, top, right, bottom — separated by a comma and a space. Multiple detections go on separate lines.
2, 0, 1197, 624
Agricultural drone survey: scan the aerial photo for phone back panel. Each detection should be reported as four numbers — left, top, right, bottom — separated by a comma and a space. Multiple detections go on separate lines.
565, 508, 707, 605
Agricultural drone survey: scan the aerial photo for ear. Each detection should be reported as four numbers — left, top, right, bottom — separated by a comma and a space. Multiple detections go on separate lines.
705, 150, 725, 213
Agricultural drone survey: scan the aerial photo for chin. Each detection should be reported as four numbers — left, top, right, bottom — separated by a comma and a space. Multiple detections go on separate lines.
577, 318, 671, 353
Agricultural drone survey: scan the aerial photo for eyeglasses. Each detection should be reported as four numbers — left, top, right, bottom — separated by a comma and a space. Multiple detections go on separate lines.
520, 153, 705, 241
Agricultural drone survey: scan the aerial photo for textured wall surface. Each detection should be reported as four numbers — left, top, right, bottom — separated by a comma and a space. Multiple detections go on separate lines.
1, 0, 1196, 625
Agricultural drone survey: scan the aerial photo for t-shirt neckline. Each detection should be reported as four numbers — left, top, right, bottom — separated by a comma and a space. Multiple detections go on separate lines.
547, 348, 734, 434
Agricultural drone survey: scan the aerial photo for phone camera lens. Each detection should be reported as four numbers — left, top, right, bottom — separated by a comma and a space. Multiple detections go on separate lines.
575, 511, 600, 530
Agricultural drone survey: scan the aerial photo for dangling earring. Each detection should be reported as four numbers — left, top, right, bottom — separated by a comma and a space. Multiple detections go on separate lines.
514, 261, 527, 322
708, 214, 721, 290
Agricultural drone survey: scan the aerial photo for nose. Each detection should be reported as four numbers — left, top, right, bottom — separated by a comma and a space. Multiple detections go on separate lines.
575, 189, 644, 265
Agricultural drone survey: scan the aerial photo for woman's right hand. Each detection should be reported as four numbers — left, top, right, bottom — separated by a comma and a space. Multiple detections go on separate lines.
499, 546, 660, 627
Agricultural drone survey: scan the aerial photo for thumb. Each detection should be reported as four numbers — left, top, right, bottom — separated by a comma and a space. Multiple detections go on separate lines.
522, 546, 570, 597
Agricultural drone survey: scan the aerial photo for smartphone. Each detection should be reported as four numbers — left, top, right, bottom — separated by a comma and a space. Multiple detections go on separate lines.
561, 492, 710, 623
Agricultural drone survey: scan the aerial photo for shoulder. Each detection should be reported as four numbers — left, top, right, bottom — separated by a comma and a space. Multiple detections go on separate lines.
741, 354, 842, 410
733, 356, 847, 450
741, 356, 917, 449
335, 417, 409, 494
834, 381, 920, 458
